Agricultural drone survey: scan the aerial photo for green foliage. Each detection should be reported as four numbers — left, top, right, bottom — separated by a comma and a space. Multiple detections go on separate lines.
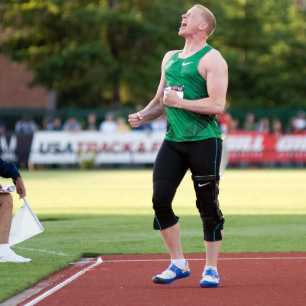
205, 0, 306, 108
0, 0, 306, 108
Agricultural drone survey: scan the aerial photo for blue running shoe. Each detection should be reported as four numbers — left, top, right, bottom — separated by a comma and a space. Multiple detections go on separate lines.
200, 268, 220, 288
152, 263, 191, 284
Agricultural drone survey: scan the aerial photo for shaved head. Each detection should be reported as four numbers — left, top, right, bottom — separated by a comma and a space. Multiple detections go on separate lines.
193, 4, 216, 37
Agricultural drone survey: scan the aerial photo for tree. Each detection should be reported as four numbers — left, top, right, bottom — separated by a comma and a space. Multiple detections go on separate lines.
0, 0, 182, 107
1, 0, 306, 109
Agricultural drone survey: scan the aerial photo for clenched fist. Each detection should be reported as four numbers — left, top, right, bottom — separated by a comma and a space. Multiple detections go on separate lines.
163, 90, 182, 108
128, 112, 145, 128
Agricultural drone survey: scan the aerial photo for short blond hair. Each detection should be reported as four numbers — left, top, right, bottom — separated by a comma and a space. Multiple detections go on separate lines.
193, 4, 216, 37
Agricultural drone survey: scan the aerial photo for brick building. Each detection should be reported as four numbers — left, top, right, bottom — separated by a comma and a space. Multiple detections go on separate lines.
0, 55, 53, 109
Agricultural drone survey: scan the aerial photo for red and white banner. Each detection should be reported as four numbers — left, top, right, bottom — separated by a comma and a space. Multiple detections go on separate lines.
227, 131, 306, 164
29, 131, 306, 165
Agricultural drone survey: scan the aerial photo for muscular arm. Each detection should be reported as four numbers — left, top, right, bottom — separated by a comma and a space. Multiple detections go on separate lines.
163, 50, 228, 115
128, 50, 177, 127
140, 103, 164, 122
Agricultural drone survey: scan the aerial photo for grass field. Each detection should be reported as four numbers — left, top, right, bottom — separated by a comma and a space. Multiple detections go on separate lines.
0, 169, 306, 302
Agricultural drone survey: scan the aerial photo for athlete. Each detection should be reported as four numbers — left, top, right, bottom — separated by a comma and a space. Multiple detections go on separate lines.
128, 4, 228, 288
0, 158, 31, 263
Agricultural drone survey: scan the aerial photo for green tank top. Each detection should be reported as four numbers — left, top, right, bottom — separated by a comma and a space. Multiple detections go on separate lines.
164, 44, 221, 142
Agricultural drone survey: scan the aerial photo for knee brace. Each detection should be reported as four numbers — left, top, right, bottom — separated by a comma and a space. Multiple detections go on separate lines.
152, 180, 179, 230
192, 175, 224, 241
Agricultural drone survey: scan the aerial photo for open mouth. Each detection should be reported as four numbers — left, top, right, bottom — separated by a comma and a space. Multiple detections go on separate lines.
180, 22, 187, 28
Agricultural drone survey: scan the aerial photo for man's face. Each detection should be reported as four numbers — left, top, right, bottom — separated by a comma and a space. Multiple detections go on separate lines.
178, 7, 206, 37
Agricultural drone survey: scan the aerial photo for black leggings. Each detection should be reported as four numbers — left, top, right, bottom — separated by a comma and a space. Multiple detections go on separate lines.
152, 138, 224, 241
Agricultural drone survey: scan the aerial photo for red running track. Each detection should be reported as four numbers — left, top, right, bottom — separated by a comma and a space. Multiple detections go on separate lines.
20, 253, 306, 306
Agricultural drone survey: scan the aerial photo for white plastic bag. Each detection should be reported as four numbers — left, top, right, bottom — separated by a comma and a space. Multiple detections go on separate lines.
9, 198, 44, 246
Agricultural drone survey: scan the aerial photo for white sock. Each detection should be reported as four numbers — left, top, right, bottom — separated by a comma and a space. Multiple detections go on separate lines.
204, 265, 218, 273
171, 258, 187, 269
0, 244, 10, 255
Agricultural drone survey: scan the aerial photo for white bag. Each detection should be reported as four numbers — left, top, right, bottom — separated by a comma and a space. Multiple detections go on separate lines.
9, 198, 44, 246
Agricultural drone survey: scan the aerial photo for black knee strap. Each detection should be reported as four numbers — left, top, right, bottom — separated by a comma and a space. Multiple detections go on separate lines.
192, 174, 219, 183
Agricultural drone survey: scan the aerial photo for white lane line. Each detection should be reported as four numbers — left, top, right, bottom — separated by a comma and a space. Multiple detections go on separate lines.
23, 257, 103, 306
102, 256, 306, 263
15, 246, 70, 257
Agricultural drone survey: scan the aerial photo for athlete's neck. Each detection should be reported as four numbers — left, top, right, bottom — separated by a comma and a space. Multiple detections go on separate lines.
181, 36, 207, 57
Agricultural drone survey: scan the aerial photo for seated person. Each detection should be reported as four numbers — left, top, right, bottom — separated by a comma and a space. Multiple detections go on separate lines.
0, 159, 31, 263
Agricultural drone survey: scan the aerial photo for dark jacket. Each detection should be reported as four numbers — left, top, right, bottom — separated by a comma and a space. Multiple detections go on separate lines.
0, 159, 20, 180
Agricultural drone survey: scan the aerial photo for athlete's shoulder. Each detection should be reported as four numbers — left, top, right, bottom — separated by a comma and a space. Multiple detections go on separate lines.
198, 47, 228, 77
164, 49, 181, 59
204, 47, 228, 67
199, 47, 228, 75
162, 50, 180, 66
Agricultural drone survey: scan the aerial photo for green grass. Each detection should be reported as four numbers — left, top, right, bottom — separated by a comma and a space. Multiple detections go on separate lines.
0, 169, 306, 302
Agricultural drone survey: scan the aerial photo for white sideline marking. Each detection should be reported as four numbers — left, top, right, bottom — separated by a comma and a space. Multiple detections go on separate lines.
15, 246, 70, 257
101, 256, 306, 263
23, 257, 103, 306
